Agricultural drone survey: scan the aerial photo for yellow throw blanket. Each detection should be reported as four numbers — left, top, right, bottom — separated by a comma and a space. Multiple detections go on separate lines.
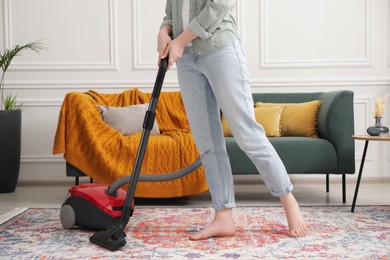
53, 89, 208, 198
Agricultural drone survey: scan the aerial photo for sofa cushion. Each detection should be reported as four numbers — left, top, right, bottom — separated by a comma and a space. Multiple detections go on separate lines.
225, 136, 337, 174
255, 100, 322, 137
254, 106, 285, 137
222, 106, 285, 137
98, 103, 160, 135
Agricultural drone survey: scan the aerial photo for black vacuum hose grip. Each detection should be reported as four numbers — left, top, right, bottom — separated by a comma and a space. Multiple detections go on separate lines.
160, 57, 168, 70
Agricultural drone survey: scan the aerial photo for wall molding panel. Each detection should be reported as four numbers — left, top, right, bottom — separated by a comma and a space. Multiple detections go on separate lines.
2, 0, 118, 71
250, 78, 390, 88
259, 0, 372, 69
353, 96, 374, 161
131, 0, 166, 70
4, 78, 390, 90
388, 0, 390, 68
19, 98, 63, 107
3, 79, 182, 91
131, 0, 149, 70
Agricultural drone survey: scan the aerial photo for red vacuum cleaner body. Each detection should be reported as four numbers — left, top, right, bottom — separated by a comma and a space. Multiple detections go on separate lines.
61, 184, 133, 230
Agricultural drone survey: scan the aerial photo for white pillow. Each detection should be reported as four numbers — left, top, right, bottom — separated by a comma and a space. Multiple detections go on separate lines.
98, 103, 160, 135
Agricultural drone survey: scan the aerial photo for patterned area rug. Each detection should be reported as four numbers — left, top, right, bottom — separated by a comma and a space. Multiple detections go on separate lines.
0, 206, 389, 259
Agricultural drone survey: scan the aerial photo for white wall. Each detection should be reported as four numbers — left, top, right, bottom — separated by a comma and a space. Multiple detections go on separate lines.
1, 0, 389, 183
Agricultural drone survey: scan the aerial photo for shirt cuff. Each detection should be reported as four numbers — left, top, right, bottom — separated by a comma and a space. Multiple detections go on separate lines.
189, 19, 212, 40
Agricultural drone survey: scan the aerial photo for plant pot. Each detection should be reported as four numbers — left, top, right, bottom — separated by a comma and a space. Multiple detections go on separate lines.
0, 110, 21, 193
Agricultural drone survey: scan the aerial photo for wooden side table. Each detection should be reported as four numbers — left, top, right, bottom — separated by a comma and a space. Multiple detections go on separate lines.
351, 135, 390, 212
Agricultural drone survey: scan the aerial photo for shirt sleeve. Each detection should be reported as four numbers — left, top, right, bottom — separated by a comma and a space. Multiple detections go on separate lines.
188, 0, 234, 39
160, 0, 173, 29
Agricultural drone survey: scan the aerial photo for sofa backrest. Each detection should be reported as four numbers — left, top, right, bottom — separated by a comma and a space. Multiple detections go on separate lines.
252, 92, 325, 104
252, 90, 355, 173
251, 91, 354, 138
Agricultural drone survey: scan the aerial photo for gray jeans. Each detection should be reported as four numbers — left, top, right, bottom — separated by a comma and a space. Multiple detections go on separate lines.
176, 39, 292, 210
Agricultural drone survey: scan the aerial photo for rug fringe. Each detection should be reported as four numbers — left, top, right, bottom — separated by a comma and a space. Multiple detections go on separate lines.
0, 208, 28, 225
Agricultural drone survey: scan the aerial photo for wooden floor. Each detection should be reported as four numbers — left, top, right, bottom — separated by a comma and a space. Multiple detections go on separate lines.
0, 175, 389, 216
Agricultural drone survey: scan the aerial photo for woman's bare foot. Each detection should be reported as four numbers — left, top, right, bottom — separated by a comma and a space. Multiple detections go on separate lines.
280, 192, 307, 237
189, 208, 236, 240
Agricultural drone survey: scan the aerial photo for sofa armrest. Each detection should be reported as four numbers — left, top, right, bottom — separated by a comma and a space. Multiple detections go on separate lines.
317, 90, 355, 173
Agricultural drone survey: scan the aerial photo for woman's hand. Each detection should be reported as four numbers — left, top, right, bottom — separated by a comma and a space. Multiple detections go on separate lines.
157, 25, 173, 67
158, 27, 197, 70
160, 39, 186, 70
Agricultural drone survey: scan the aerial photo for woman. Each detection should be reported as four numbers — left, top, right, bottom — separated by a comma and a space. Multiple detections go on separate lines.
157, 0, 307, 240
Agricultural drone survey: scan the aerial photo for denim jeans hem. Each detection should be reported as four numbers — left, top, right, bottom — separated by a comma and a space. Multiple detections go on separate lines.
270, 183, 294, 197
214, 203, 236, 211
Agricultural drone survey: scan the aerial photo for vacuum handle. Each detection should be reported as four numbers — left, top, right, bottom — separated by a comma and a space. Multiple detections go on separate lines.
118, 57, 168, 228
159, 57, 169, 71
142, 57, 168, 131
152, 57, 168, 100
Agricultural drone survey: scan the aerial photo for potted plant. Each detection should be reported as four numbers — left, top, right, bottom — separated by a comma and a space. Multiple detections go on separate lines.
0, 41, 45, 193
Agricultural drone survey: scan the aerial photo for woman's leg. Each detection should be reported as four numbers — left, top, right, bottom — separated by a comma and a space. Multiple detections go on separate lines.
194, 39, 291, 197
195, 39, 307, 237
177, 47, 236, 239
177, 47, 236, 211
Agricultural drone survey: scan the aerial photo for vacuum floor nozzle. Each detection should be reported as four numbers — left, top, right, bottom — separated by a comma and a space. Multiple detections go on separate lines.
89, 226, 127, 251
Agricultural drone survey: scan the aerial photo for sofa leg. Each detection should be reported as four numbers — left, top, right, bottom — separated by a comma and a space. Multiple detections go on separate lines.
342, 174, 346, 204
326, 174, 329, 193
75, 176, 79, 186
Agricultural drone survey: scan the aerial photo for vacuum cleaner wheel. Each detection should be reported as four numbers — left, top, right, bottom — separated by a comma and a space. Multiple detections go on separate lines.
60, 204, 76, 229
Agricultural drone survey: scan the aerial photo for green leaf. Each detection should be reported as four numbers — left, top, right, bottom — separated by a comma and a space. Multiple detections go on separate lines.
0, 41, 46, 73
0, 40, 46, 110
3, 94, 23, 110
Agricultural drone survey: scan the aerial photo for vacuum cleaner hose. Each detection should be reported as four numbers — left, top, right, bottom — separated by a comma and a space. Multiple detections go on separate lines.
106, 157, 202, 195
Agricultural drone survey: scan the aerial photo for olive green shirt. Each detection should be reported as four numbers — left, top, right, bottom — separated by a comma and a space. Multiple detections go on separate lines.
161, 0, 238, 55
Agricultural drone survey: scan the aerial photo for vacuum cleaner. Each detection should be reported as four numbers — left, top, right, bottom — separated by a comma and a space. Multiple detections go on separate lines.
60, 57, 202, 251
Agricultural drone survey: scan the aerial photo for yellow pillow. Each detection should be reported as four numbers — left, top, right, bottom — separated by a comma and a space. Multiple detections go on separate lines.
221, 115, 233, 137
221, 106, 285, 137
255, 100, 322, 137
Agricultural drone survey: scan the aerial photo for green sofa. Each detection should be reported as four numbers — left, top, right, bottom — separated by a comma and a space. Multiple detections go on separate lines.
226, 90, 355, 203
66, 90, 355, 202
